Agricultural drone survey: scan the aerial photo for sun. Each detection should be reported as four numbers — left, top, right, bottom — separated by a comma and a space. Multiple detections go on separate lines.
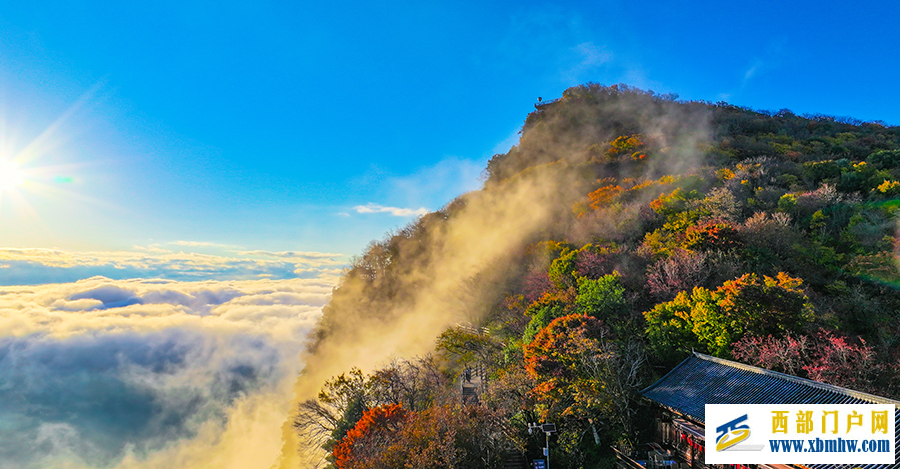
0, 159, 25, 192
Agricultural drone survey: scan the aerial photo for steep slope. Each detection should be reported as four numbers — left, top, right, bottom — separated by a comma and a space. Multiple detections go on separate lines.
277, 83, 900, 468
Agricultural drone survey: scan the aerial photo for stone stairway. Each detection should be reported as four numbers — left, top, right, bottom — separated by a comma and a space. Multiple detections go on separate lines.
502, 450, 527, 469
461, 381, 478, 403
460, 368, 483, 403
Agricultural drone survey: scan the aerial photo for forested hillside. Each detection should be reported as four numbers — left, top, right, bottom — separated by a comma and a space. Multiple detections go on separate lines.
286, 84, 900, 469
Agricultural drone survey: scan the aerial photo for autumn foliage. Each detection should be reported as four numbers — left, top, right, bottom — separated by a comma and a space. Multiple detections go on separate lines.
301, 84, 900, 468
683, 219, 742, 251
586, 184, 625, 211
333, 404, 408, 469
331, 401, 511, 469
605, 134, 646, 160
644, 272, 814, 356
732, 330, 888, 394
524, 314, 610, 383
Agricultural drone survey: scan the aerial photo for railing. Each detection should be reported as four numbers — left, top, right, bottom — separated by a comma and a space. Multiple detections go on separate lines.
534, 98, 561, 109
454, 323, 490, 336
613, 447, 646, 469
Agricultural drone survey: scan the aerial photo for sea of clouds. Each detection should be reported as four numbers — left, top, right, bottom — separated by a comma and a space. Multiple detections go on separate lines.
0, 246, 345, 285
0, 247, 342, 469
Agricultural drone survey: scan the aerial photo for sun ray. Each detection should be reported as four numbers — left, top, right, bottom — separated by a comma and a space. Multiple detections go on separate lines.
0, 158, 24, 191
15, 80, 106, 167
0, 79, 123, 236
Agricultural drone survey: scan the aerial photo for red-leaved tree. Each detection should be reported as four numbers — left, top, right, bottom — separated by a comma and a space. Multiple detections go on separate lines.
524, 313, 645, 440
732, 330, 886, 394
333, 403, 408, 469
379, 403, 512, 468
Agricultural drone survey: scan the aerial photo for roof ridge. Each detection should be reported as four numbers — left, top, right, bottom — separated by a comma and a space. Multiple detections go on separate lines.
639, 352, 695, 395
693, 352, 900, 407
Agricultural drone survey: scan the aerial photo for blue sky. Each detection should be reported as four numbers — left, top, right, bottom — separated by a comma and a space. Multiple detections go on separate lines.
1, 3, 899, 467
1, 0, 899, 274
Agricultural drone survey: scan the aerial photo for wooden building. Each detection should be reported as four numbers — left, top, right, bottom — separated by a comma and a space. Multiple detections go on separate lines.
615, 352, 900, 469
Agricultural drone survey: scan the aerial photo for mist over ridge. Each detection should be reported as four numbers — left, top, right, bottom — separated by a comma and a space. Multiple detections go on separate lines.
279, 84, 718, 465
4, 1, 900, 466
280, 83, 900, 467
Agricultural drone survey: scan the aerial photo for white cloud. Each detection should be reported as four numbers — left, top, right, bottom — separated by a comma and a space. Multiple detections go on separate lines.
353, 203, 428, 217
0, 274, 333, 468
294, 267, 344, 277
0, 246, 346, 285
349, 156, 484, 218
232, 250, 342, 260
169, 241, 234, 248
0, 275, 334, 339
562, 41, 613, 83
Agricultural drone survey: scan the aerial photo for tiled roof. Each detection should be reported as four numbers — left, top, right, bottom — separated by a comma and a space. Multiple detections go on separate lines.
642, 352, 899, 423
641, 352, 900, 469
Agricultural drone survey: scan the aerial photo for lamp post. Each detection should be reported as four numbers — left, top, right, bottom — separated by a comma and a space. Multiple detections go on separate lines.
528, 422, 557, 469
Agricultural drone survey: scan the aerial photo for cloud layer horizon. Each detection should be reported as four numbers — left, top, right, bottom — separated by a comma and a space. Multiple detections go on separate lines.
0, 265, 335, 469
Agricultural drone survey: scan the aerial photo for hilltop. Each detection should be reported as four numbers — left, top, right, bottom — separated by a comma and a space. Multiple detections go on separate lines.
284, 83, 900, 469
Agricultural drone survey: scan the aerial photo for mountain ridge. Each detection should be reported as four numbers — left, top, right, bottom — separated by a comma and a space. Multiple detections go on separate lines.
279, 83, 900, 469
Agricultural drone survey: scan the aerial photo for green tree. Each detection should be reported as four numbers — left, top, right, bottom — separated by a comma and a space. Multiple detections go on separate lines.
574, 273, 626, 321
294, 368, 372, 466
643, 290, 700, 357
866, 150, 900, 170
644, 273, 814, 357
548, 249, 579, 290
436, 326, 503, 376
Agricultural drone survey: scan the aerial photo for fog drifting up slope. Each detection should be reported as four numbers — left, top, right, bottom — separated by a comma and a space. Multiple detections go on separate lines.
276, 86, 713, 467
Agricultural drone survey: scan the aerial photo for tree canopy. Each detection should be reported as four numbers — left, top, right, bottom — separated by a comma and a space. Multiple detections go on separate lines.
296, 83, 900, 468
